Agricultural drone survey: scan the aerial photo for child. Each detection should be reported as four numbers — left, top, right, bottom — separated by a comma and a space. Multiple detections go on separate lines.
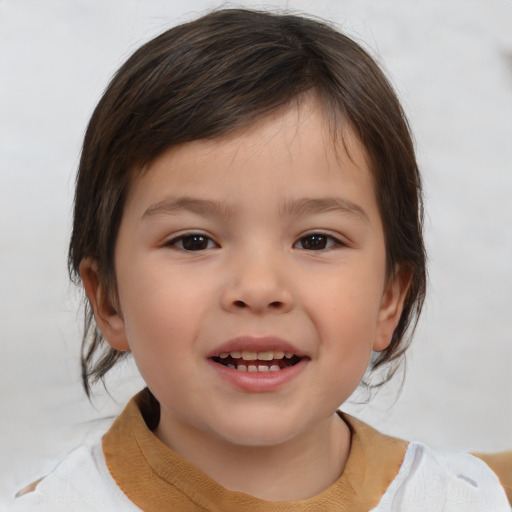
11, 8, 511, 511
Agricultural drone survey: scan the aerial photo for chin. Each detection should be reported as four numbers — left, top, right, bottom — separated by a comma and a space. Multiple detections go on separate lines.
220, 429, 296, 448
208, 414, 303, 448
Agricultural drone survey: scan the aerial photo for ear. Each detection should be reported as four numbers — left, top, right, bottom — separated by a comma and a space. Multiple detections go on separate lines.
79, 258, 130, 352
373, 267, 412, 352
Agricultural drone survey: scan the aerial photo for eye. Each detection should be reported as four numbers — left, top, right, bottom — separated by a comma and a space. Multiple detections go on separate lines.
294, 233, 341, 251
168, 234, 217, 251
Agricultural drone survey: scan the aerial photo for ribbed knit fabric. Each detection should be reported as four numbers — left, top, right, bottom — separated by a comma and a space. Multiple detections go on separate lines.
9, 389, 511, 511
102, 388, 408, 512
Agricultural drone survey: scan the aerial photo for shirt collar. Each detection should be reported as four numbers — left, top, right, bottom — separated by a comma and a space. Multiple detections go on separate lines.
103, 388, 408, 512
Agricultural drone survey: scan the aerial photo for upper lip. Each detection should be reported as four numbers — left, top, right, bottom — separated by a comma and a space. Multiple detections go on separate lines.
207, 336, 307, 358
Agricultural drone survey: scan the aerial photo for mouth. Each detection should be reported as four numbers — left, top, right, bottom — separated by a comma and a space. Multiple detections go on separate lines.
211, 350, 303, 372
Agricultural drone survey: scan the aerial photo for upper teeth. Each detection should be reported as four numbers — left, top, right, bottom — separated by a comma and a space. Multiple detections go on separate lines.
218, 350, 294, 360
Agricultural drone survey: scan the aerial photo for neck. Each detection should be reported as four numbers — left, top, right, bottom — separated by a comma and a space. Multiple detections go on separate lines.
154, 410, 351, 501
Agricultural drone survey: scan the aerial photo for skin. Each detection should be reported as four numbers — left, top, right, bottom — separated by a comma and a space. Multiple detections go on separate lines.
81, 98, 409, 501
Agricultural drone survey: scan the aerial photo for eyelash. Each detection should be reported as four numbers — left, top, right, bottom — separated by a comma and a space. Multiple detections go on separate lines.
166, 234, 218, 251
293, 233, 344, 251
166, 232, 344, 252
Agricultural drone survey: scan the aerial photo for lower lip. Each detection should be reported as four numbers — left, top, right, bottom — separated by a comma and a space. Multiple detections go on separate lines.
207, 359, 308, 392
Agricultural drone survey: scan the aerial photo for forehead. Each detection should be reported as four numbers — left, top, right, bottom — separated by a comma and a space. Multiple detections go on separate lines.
123, 99, 378, 222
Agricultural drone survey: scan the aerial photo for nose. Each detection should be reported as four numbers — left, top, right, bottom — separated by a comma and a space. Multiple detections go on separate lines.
219, 247, 294, 314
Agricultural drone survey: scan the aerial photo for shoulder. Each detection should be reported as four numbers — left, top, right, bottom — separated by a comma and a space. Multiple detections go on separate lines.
473, 450, 512, 504
6, 443, 142, 512
375, 442, 511, 511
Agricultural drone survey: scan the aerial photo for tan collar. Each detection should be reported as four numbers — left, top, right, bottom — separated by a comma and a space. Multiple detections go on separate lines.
103, 389, 408, 512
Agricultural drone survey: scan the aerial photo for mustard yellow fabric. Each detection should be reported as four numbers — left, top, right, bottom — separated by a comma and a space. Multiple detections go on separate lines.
103, 389, 408, 512
474, 451, 512, 504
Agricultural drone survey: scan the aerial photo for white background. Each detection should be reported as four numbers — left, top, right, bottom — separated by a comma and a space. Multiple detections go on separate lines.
1, 0, 511, 502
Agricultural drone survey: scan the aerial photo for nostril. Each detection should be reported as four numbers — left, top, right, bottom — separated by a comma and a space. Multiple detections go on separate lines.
234, 300, 247, 308
269, 301, 282, 308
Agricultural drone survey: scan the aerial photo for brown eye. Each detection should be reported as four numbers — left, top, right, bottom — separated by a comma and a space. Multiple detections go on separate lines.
299, 235, 328, 250
171, 234, 216, 251
295, 234, 341, 251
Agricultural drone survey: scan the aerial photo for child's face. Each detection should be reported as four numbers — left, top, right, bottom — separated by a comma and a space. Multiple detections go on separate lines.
91, 99, 406, 448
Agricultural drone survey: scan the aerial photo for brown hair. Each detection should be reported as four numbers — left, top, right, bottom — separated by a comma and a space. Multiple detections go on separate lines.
68, 8, 426, 396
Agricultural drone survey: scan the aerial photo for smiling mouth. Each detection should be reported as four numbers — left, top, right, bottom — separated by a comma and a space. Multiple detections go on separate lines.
211, 350, 303, 372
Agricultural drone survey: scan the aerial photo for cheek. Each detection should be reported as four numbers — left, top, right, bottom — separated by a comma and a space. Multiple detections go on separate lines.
119, 278, 204, 394
117, 263, 214, 358
310, 271, 383, 367
320, 309, 376, 400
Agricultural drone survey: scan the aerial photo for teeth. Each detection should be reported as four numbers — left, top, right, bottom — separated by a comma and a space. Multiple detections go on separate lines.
257, 351, 274, 361
227, 350, 293, 360
218, 349, 299, 369
233, 363, 283, 372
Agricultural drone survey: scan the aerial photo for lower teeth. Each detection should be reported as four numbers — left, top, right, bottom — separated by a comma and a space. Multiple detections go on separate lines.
224, 363, 281, 372
214, 355, 301, 372
235, 364, 280, 372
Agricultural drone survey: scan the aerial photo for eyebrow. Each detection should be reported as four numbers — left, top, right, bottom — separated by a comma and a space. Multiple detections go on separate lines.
142, 197, 237, 219
280, 197, 370, 222
142, 196, 369, 222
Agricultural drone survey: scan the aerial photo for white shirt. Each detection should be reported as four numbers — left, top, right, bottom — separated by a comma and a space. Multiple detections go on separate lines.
5, 440, 510, 511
